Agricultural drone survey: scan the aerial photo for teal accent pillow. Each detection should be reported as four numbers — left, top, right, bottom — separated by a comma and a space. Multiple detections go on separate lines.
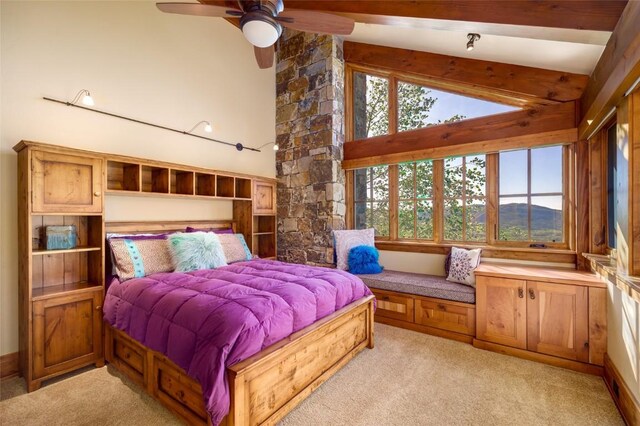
168, 232, 227, 272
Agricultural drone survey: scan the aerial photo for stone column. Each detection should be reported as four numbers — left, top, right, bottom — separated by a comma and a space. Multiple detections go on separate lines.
275, 30, 345, 266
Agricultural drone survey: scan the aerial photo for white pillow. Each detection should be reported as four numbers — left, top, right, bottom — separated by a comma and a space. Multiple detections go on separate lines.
334, 228, 375, 270
446, 247, 482, 287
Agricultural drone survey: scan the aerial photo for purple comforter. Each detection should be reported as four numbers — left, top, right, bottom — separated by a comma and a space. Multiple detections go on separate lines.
103, 259, 372, 425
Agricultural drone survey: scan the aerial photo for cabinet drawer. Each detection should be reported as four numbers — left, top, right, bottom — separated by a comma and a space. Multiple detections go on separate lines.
372, 289, 414, 322
415, 297, 476, 336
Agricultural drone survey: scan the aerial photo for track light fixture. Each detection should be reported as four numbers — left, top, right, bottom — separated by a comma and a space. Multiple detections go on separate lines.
467, 33, 481, 51
70, 89, 94, 106
187, 120, 213, 133
256, 141, 279, 151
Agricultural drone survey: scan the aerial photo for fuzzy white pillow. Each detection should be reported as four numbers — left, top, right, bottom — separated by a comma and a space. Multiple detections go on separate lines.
446, 247, 482, 287
168, 232, 227, 272
334, 228, 375, 270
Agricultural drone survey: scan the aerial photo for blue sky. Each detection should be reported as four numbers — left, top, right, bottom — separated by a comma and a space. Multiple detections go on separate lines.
422, 87, 518, 124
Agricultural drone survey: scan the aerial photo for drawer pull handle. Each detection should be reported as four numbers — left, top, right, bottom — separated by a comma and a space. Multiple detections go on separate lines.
518, 288, 524, 298
94, 191, 101, 197
95, 305, 102, 311
437, 304, 446, 311
529, 289, 535, 300
381, 296, 390, 301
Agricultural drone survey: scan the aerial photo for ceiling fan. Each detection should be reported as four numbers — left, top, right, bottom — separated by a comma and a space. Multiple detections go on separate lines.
156, 1, 355, 69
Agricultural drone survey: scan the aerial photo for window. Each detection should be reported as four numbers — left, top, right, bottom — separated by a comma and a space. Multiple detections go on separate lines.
397, 81, 517, 132
607, 123, 617, 248
353, 166, 389, 237
498, 146, 564, 243
443, 155, 487, 242
398, 160, 434, 239
353, 72, 389, 139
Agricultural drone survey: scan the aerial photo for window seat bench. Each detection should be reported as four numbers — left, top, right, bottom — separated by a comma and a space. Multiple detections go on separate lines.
358, 270, 476, 343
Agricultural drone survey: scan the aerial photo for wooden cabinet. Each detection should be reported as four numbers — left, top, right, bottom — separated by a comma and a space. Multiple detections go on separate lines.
415, 296, 476, 336
474, 264, 607, 371
371, 289, 414, 322
476, 276, 527, 349
527, 281, 589, 362
31, 150, 103, 213
32, 289, 103, 379
14, 141, 106, 392
253, 180, 276, 215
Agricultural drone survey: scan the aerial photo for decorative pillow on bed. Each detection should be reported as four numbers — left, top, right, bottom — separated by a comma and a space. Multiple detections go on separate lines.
168, 232, 227, 272
348, 245, 383, 274
446, 247, 482, 287
333, 228, 375, 270
108, 236, 174, 280
185, 226, 234, 234
217, 234, 252, 263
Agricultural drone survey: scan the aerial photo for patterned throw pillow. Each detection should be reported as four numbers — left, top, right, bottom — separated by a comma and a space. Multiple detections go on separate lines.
168, 232, 227, 272
109, 237, 174, 280
333, 228, 375, 271
446, 247, 482, 287
217, 234, 252, 263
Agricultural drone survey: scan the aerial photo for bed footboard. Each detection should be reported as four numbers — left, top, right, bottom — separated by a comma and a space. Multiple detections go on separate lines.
104, 295, 375, 425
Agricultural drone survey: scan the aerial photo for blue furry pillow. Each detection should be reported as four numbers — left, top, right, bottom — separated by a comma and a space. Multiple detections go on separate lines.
348, 245, 383, 274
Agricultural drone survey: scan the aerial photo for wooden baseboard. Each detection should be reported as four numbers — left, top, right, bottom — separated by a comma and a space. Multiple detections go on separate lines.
375, 316, 474, 344
472, 339, 603, 376
604, 353, 640, 425
0, 352, 19, 380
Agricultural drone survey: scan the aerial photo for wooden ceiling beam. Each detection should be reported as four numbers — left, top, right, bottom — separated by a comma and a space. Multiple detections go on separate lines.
343, 102, 577, 168
279, 1, 627, 32
578, 1, 640, 139
344, 42, 589, 105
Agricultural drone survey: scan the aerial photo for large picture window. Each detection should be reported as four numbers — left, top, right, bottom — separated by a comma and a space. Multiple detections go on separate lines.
498, 146, 564, 243
398, 160, 434, 239
353, 165, 389, 237
443, 155, 487, 242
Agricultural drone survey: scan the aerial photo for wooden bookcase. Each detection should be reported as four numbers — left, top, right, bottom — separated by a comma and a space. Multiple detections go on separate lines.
14, 142, 106, 392
15, 141, 278, 391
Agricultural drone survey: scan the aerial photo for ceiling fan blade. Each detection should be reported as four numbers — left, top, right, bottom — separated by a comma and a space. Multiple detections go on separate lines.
156, 3, 243, 17
254, 45, 274, 69
276, 9, 354, 35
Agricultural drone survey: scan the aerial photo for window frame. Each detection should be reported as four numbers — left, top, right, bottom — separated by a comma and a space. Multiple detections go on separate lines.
493, 146, 569, 249
397, 160, 436, 241
345, 65, 573, 253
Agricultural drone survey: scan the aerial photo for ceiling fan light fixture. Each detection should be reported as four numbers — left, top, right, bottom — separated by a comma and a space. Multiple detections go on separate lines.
241, 12, 281, 48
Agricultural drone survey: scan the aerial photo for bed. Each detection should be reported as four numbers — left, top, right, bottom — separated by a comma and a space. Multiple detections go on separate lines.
103, 220, 375, 426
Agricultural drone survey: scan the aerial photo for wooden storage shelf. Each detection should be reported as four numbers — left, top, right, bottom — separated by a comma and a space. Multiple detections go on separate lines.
170, 170, 194, 195
141, 166, 169, 194
217, 176, 235, 198
235, 178, 252, 199
31, 281, 101, 301
254, 233, 276, 258
32, 246, 101, 256
253, 215, 276, 234
195, 173, 216, 197
107, 161, 140, 192
253, 232, 274, 236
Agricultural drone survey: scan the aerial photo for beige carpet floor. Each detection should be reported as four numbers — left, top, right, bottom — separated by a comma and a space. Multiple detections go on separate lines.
0, 324, 623, 425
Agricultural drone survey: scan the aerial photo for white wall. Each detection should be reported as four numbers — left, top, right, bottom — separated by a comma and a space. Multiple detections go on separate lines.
0, 1, 275, 356
608, 284, 640, 400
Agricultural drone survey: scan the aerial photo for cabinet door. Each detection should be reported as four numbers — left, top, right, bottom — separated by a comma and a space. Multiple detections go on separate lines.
526, 281, 589, 362
32, 289, 103, 379
32, 150, 103, 213
371, 289, 414, 322
253, 180, 276, 215
476, 276, 527, 349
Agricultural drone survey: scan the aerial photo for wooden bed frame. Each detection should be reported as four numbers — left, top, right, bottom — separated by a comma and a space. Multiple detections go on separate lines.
103, 220, 375, 426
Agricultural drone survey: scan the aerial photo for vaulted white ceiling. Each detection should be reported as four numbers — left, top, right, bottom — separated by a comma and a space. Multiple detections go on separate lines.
344, 21, 609, 75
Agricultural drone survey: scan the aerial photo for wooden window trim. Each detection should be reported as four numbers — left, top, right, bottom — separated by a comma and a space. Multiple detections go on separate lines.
397, 161, 435, 241
345, 67, 576, 259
